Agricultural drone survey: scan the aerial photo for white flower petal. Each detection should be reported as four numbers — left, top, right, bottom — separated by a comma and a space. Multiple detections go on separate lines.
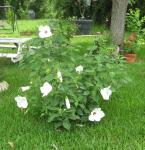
65, 97, 71, 109
21, 86, 30, 92
89, 114, 95, 121
38, 25, 52, 38
39, 32, 45, 38
100, 86, 112, 100
75, 65, 83, 74
39, 25, 45, 32
89, 108, 105, 122
40, 82, 52, 97
15, 96, 28, 109
57, 71, 63, 82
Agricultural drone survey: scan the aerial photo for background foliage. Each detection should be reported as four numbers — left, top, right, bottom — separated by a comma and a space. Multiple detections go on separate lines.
0, 0, 145, 25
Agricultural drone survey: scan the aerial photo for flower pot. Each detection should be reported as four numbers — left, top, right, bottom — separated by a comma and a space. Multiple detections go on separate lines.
75, 19, 92, 35
128, 32, 137, 42
125, 53, 136, 63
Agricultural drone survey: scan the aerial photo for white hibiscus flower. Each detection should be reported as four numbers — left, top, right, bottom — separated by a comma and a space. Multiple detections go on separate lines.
21, 86, 30, 92
100, 86, 112, 100
89, 108, 105, 122
57, 71, 63, 82
40, 82, 52, 97
75, 65, 83, 74
65, 97, 71, 109
15, 96, 28, 109
39, 25, 52, 38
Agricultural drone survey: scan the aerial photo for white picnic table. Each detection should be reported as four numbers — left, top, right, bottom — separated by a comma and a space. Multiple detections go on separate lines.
0, 38, 32, 63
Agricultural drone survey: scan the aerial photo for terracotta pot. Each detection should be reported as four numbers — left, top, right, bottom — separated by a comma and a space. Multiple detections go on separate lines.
125, 53, 136, 63
128, 33, 137, 42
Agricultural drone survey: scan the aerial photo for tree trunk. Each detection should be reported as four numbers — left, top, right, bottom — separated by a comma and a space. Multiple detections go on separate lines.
110, 0, 128, 48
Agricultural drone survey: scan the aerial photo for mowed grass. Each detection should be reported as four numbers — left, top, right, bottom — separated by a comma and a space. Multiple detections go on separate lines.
0, 30, 145, 149
0, 19, 48, 38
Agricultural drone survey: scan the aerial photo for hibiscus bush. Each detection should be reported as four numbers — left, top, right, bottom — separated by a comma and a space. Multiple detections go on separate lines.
15, 20, 129, 130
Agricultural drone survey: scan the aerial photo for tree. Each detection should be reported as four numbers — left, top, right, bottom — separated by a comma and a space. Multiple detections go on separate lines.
0, 0, 5, 18
110, 0, 128, 48
0, 0, 4, 5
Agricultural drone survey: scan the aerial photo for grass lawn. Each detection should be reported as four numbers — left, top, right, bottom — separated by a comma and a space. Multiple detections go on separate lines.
0, 19, 109, 38
0, 20, 144, 150
0, 19, 48, 38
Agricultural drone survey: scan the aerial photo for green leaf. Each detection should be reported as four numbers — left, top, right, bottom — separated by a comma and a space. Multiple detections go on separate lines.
48, 113, 60, 123
54, 122, 62, 129
63, 119, 71, 130
77, 109, 84, 116
69, 115, 80, 120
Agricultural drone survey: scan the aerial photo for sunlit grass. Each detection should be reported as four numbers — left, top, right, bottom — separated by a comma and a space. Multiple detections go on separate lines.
0, 19, 48, 38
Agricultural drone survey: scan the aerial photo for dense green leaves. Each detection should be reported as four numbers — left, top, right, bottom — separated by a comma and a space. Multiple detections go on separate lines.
19, 19, 129, 130
126, 8, 145, 33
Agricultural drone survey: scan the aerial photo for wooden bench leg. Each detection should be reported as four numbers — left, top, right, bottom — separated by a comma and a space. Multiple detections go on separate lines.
17, 43, 23, 55
11, 43, 23, 63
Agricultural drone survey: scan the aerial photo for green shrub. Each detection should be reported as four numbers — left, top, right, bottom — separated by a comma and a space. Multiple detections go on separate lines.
126, 8, 145, 34
17, 19, 129, 130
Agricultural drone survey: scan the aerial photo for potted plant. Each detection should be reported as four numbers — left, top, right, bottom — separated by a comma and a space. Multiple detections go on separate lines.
124, 39, 137, 63
75, 0, 93, 35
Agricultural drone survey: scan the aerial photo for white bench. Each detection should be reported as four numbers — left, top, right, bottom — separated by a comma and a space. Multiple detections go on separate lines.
0, 38, 32, 63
